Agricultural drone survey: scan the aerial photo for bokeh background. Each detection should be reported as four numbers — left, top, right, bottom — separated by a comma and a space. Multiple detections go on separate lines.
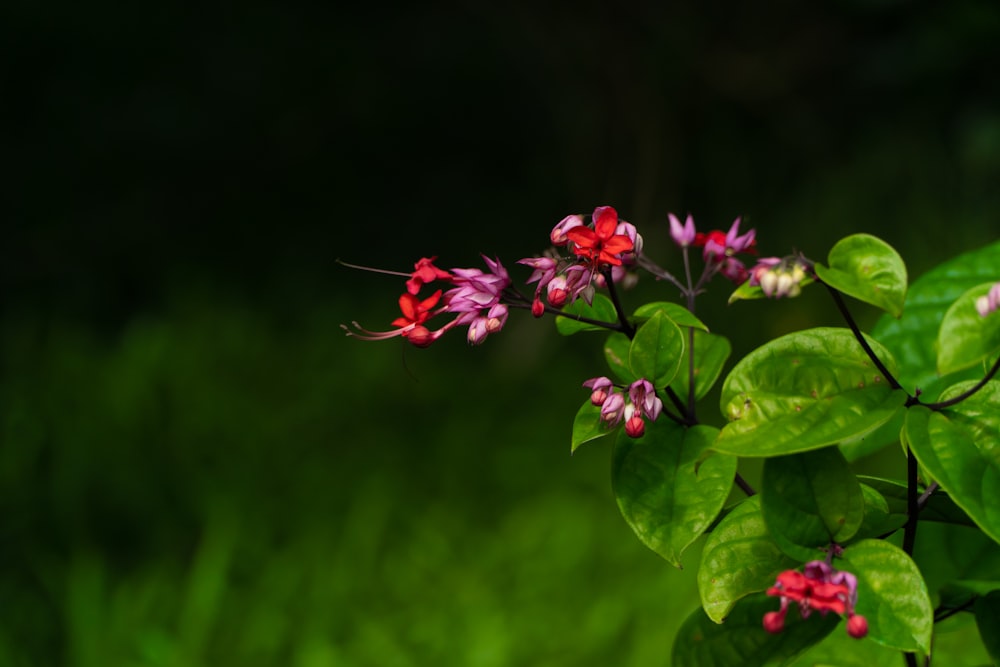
5, 2, 1000, 665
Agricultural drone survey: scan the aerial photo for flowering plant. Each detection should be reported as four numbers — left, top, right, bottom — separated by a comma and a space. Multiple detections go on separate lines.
343, 206, 1000, 665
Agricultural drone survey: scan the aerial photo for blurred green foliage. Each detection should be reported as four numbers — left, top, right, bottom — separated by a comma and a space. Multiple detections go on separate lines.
4, 0, 1000, 664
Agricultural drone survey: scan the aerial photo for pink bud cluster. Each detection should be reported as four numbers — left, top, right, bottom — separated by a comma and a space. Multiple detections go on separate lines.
976, 282, 1000, 317
763, 560, 867, 639
748, 256, 811, 299
519, 206, 641, 316
582, 377, 664, 438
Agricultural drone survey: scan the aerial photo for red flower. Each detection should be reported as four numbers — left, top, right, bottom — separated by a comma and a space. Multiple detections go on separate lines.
392, 290, 443, 329
565, 206, 635, 268
406, 257, 453, 295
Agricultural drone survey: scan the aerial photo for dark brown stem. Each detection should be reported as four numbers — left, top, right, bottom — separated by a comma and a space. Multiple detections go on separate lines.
922, 354, 1000, 410
822, 283, 905, 392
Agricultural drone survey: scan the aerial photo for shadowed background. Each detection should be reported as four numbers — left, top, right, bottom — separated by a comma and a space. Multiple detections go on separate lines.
3, 2, 999, 665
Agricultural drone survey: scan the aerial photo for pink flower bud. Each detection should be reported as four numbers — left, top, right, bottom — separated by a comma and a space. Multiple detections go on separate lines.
531, 297, 545, 318
406, 326, 435, 348
550, 214, 584, 246
547, 276, 569, 307
846, 614, 868, 639
668, 213, 696, 247
762, 610, 786, 634
625, 415, 646, 438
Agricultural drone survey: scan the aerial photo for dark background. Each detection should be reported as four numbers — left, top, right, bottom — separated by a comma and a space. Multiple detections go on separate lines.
3, 2, 999, 665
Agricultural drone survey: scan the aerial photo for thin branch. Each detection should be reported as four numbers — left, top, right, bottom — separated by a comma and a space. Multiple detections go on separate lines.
822, 282, 905, 392
734, 473, 756, 497
902, 449, 919, 557
601, 268, 636, 337
922, 354, 1000, 410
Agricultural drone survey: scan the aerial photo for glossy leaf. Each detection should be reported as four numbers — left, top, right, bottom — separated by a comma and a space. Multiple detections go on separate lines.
671, 331, 732, 404
904, 382, 1000, 544
872, 240, 1000, 394
629, 311, 684, 387
633, 301, 708, 332
555, 293, 618, 334
975, 590, 1000, 664
814, 234, 907, 318
840, 539, 933, 653
716, 328, 907, 457
850, 484, 906, 542
911, 522, 1000, 606
936, 282, 1000, 375
612, 423, 736, 568
761, 448, 864, 561
672, 593, 838, 667
570, 398, 611, 453
785, 621, 903, 667
603, 332, 636, 384
698, 496, 797, 622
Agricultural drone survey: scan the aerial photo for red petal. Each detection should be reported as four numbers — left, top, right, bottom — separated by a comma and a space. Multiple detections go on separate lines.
565, 226, 597, 248
592, 206, 619, 240
397, 293, 420, 322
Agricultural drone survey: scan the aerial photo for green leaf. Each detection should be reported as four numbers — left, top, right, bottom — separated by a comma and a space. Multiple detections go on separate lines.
716, 328, 907, 457
761, 448, 864, 561
698, 496, 797, 622
840, 539, 933, 653
814, 234, 907, 318
850, 484, 906, 542
629, 311, 684, 387
904, 382, 1000, 545
570, 399, 612, 453
872, 239, 1000, 395
785, 621, 903, 667
612, 422, 736, 568
975, 590, 1000, 663
633, 301, 708, 332
671, 331, 732, 404
555, 293, 618, 334
911, 522, 1000, 606
937, 282, 1000, 375
603, 332, 636, 384
672, 593, 838, 667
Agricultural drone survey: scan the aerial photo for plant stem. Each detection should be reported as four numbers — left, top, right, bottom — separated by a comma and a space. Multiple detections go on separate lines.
922, 354, 1000, 410
734, 473, 756, 496
902, 449, 919, 557
822, 283, 904, 392
602, 268, 636, 337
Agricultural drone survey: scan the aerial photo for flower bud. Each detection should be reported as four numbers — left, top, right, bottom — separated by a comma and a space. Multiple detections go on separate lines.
762, 610, 786, 634
531, 297, 545, 318
625, 415, 646, 438
846, 614, 868, 639
550, 214, 584, 246
406, 326, 435, 348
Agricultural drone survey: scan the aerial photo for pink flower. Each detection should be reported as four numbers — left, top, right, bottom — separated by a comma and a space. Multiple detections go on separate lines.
750, 257, 809, 298
764, 560, 867, 639
694, 217, 756, 261
583, 376, 615, 406
668, 213, 696, 247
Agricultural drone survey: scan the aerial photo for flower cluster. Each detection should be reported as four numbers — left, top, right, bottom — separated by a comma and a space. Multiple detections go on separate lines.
976, 282, 1000, 317
342, 255, 512, 347
519, 206, 640, 316
763, 560, 868, 639
683, 216, 756, 283
748, 256, 812, 299
583, 377, 664, 438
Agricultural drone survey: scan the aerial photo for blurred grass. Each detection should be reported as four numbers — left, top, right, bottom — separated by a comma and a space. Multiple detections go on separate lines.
0, 284, 705, 666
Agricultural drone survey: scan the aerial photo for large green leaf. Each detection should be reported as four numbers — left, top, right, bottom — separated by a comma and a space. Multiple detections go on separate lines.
813, 234, 907, 318
671, 331, 732, 405
871, 240, 1000, 395
840, 539, 933, 653
672, 593, 838, 667
761, 448, 864, 561
785, 621, 903, 667
849, 484, 906, 543
612, 422, 736, 568
911, 522, 1000, 608
904, 381, 1000, 545
633, 301, 708, 332
698, 496, 796, 622
975, 590, 1000, 664
570, 398, 611, 453
715, 328, 907, 457
629, 311, 684, 387
603, 331, 636, 384
555, 293, 618, 334
936, 282, 1000, 376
